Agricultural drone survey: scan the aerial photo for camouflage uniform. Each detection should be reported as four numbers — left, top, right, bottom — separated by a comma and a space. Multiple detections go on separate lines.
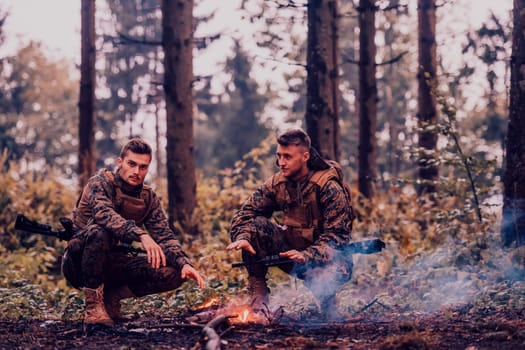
230, 157, 355, 303
62, 169, 192, 297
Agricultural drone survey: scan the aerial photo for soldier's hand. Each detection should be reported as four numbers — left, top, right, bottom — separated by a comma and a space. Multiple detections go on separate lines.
280, 249, 306, 263
226, 239, 256, 255
181, 264, 205, 289
139, 234, 166, 269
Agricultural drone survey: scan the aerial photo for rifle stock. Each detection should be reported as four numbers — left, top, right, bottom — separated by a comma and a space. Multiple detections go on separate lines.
231, 238, 385, 269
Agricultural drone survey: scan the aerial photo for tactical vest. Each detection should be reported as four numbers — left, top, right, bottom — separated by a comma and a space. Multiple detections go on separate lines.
273, 166, 343, 250
73, 169, 154, 229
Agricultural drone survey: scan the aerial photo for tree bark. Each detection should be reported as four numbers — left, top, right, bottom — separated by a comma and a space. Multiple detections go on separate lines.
78, 0, 96, 189
305, 0, 340, 161
357, 0, 377, 199
417, 0, 438, 195
162, 0, 197, 236
501, 0, 525, 246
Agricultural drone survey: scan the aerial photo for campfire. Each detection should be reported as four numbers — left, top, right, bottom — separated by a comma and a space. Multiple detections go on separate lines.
189, 298, 272, 325
187, 298, 280, 350
223, 304, 267, 324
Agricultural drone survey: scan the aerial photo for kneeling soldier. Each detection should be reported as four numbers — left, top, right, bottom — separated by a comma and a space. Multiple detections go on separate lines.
227, 129, 355, 315
62, 138, 205, 326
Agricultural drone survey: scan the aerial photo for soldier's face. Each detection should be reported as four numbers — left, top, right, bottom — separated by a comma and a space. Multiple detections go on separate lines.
117, 151, 151, 186
276, 144, 310, 181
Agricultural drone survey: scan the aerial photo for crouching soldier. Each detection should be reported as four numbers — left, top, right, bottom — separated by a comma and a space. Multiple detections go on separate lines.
62, 138, 205, 326
226, 129, 355, 315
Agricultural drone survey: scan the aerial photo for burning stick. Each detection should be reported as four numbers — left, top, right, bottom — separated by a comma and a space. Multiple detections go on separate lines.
189, 301, 270, 325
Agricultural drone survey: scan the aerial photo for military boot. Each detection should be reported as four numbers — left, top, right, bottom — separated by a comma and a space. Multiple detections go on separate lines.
247, 277, 270, 311
319, 294, 342, 321
83, 284, 114, 327
104, 285, 135, 322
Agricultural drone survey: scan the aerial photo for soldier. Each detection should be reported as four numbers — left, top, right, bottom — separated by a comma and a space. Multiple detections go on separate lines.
62, 138, 205, 326
226, 129, 355, 315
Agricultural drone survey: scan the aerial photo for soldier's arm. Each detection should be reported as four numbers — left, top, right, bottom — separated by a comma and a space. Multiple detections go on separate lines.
302, 180, 353, 262
88, 180, 148, 243
142, 192, 192, 269
230, 179, 277, 243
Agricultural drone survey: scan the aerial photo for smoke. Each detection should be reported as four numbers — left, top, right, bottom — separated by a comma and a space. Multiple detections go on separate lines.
265, 230, 525, 323
501, 199, 525, 246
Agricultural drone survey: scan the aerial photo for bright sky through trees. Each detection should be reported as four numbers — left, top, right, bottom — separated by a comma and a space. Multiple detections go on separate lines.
0, 0, 513, 125
2, 0, 512, 64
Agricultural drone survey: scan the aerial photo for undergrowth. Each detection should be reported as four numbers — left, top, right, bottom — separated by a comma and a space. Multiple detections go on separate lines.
0, 139, 523, 322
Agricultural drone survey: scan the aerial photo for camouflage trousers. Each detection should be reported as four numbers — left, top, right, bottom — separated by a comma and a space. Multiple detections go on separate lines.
62, 224, 183, 297
242, 217, 353, 302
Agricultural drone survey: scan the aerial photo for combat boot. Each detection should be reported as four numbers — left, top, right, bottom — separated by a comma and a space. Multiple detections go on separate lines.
104, 285, 135, 322
83, 284, 114, 326
247, 277, 270, 311
319, 294, 342, 321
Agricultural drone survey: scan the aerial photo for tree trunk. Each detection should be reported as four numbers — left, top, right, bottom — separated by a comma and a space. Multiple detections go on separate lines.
357, 0, 377, 199
501, 0, 525, 246
78, 0, 96, 189
305, 0, 340, 161
162, 0, 197, 236
417, 0, 438, 195
385, 85, 398, 178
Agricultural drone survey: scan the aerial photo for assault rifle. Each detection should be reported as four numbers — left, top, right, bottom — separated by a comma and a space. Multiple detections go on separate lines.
14, 213, 76, 241
232, 254, 293, 268
231, 238, 386, 268
14, 213, 146, 255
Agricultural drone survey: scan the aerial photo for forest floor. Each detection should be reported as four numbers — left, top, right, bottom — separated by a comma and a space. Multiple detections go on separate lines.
2, 232, 525, 349
1, 302, 524, 350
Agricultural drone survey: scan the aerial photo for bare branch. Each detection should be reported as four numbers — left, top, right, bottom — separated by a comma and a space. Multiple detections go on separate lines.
376, 51, 409, 66
342, 51, 408, 66
274, 0, 307, 9
379, 4, 409, 12
255, 55, 306, 68
118, 33, 161, 46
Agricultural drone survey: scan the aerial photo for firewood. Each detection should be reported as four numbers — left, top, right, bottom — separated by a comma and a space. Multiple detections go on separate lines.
202, 315, 229, 350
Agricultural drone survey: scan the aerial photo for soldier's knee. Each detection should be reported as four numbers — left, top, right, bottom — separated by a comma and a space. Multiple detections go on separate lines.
130, 266, 184, 297
252, 216, 281, 236
253, 216, 273, 226
84, 223, 106, 233
83, 224, 111, 240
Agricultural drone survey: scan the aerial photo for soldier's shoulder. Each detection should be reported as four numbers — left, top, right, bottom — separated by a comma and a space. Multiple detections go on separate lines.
310, 167, 340, 187
87, 169, 113, 183
84, 169, 116, 194
142, 184, 158, 201
270, 172, 286, 186
142, 182, 153, 191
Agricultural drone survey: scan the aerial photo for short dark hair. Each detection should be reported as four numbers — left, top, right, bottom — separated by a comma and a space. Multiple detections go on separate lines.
120, 138, 152, 159
277, 128, 311, 149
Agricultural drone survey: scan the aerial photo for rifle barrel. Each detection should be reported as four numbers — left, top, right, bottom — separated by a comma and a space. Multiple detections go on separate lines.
230, 239, 385, 268
231, 255, 293, 268
14, 213, 61, 238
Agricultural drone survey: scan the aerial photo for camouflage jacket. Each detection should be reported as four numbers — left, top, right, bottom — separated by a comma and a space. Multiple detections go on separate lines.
230, 170, 354, 263
73, 169, 191, 269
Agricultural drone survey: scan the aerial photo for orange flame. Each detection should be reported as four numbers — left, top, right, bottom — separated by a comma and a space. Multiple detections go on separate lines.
238, 309, 250, 323
227, 305, 267, 324
190, 299, 269, 325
